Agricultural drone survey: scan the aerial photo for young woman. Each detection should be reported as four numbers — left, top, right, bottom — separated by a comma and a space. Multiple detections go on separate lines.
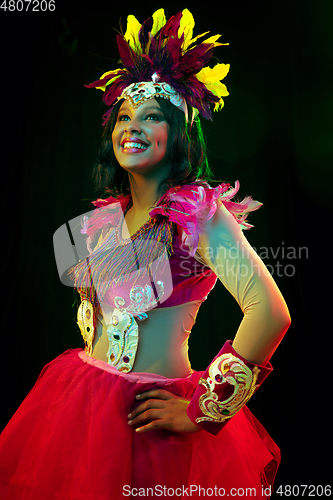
0, 9, 291, 499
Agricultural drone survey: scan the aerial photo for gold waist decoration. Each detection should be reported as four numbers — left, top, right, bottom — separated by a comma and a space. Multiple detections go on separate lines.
77, 282, 164, 373
77, 300, 95, 357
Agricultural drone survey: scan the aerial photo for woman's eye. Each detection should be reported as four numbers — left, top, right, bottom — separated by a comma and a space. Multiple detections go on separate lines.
145, 114, 160, 121
117, 113, 163, 122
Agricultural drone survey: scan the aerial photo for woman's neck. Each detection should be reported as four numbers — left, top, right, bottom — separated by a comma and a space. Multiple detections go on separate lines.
128, 173, 167, 215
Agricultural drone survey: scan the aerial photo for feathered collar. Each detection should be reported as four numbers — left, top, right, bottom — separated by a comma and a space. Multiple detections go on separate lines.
81, 181, 262, 256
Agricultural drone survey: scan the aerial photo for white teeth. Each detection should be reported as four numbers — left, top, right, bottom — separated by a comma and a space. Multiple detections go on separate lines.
122, 142, 148, 149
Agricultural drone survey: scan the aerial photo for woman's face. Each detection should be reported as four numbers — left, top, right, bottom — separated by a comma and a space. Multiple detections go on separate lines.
112, 98, 171, 176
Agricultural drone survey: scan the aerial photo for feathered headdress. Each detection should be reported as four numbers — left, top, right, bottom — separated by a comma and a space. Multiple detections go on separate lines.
86, 8, 230, 124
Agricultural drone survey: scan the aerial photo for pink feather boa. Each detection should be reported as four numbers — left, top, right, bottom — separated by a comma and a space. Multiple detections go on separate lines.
81, 181, 262, 256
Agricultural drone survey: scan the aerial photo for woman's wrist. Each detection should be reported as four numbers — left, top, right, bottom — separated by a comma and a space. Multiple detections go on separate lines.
186, 340, 273, 435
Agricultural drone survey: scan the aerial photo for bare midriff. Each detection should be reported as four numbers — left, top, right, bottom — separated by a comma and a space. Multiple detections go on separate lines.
91, 301, 202, 378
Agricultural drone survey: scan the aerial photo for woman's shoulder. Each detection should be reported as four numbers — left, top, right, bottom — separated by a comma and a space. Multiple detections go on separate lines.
149, 180, 262, 256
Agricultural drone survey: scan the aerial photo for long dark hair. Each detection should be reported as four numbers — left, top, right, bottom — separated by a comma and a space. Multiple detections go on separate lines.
90, 97, 214, 198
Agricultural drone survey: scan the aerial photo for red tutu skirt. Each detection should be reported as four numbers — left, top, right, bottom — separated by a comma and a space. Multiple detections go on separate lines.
0, 349, 280, 499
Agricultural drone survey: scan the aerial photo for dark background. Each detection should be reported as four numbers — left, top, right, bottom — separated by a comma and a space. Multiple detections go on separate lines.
1, 0, 332, 497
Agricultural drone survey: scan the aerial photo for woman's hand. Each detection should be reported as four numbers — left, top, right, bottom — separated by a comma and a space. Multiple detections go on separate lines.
127, 389, 201, 434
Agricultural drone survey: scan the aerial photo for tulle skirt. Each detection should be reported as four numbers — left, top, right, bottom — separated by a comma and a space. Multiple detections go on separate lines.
0, 349, 280, 499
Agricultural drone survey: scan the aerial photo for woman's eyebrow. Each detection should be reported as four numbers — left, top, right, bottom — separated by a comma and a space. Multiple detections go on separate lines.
120, 105, 163, 113
117, 104, 164, 117
142, 106, 163, 112
118, 106, 131, 113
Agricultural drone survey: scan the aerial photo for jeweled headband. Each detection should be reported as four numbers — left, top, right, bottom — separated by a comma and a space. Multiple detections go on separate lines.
86, 8, 230, 124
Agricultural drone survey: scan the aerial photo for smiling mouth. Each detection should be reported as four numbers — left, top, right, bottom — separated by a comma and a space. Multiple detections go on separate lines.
122, 142, 149, 151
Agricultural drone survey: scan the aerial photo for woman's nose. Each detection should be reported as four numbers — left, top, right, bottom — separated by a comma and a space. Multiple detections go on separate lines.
125, 120, 141, 133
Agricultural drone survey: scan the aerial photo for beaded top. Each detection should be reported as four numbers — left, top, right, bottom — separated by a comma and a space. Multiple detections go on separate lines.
69, 181, 262, 310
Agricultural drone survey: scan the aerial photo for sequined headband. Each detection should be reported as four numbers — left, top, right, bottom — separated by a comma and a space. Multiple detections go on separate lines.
86, 8, 230, 125
118, 73, 187, 115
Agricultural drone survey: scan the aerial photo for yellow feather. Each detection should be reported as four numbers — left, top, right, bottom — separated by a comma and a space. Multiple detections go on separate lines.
179, 9, 195, 45
196, 63, 229, 105
196, 63, 230, 85
182, 31, 210, 52
184, 32, 228, 53
151, 8, 166, 35
201, 34, 222, 46
209, 81, 229, 98
124, 15, 142, 51
201, 34, 229, 48
214, 99, 225, 112
95, 69, 124, 91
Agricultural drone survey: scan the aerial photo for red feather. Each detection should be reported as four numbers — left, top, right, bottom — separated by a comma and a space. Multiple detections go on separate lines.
116, 35, 136, 69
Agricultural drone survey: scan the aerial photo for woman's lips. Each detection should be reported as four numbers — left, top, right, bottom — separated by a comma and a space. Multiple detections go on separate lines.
121, 141, 149, 153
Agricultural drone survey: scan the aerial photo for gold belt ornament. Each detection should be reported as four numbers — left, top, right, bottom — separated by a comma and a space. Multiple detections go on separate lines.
77, 282, 164, 373
77, 300, 95, 357
105, 308, 139, 372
